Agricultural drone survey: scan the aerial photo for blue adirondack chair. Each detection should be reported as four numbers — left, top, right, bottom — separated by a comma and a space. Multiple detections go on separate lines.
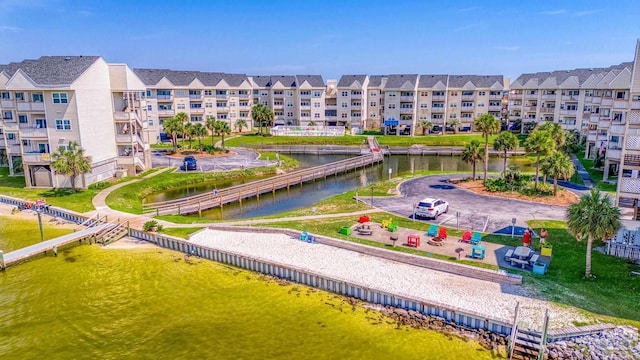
426, 224, 438, 237
470, 231, 482, 245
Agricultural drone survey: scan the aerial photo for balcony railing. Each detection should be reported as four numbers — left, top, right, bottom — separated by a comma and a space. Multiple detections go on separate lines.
488, 105, 501, 112
597, 134, 608, 141
189, 95, 202, 100
190, 108, 205, 114
601, 98, 613, 106
524, 93, 538, 99
632, 101, 640, 110
587, 133, 597, 141
156, 95, 172, 100
431, 107, 445, 113
489, 95, 502, 100
216, 94, 229, 99
216, 107, 230, 112
22, 152, 51, 163
158, 110, 175, 116
541, 108, 555, 114
559, 110, 577, 116
19, 127, 48, 138
607, 148, 622, 161
610, 124, 626, 135
541, 94, 556, 100
432, 95, 445, 101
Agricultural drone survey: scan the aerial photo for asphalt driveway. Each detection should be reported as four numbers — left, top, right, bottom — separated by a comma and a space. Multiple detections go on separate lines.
151, 148, 278, 172
362, 175, 569, 234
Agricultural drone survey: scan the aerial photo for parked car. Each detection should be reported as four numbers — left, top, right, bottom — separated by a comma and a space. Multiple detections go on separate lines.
181, 156, 197, 171
415, 197, 449, 219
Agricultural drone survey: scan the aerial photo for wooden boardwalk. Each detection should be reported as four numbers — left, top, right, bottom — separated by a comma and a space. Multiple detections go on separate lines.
1, 223, 114, 269
143, 153, 383, 216
547, 323, 617, 341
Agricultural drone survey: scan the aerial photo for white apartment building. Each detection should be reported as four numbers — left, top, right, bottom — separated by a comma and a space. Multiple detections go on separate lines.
337, 75, 369, 130
0, 56, 150, 188
509, 62, 633, 179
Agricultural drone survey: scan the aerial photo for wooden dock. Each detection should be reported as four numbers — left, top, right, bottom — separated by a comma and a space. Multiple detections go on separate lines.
142, 153, 383, 216
1, 223, 114, 269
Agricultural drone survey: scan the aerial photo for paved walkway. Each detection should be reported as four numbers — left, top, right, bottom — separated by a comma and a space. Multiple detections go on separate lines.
569, 153, 595, 189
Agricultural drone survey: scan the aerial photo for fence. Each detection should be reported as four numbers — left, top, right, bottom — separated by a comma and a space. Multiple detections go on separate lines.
270, 126, 345, 137
0, 194, 89, 225
130, 228, 513, 336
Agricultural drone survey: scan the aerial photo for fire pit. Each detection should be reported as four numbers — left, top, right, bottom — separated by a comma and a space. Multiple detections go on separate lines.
428, 237, 444, 246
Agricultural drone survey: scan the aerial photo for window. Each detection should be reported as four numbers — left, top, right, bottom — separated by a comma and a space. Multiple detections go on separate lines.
157, 90, 171, 96
462, 102, 474, 107
15, 92, 24, 101
371, 102, 378, 107
420, 92, 429, 97
433, 91, 444, 96
341, 102, 348, 108
314, 113, 320, 118
286, 91, 293, 97
52, 93, 68, 104
370, 92, 377, 97
449, 103, 457, 108
18, 115, 27, 123
146, 90, 153, 97
287, 112, 294, 117
420, 103, 428, 108
300, 91, 310, 96
147, 105, 153, 111
176, 90, 186, 97
218, 114, 227, 120
253, 90, 259, 95
240, 112, 248, 118
3, 111, 12, 120
148, 119, 154, 126
55, 119, 71, 130
341, 91, 348, 97
301, 112, 310, 117
239, 90, 249, 95
229, 102, 236, 107
174, 104, 184, 110
388, 92, 396, 97
204, 90, 213, 96
616, 91, 627, 99
190, 116, 202, 122
388, 104, 396, 109
450, 92, 458, 96
314, 102, 320, 108
158, 104, 172, 110
32, 93, 43, 102
7, 133, 15, 140
432, 114, 443, 119
462, 91, 473, 96
217, 102, 227, 107
300, 101, 310, 107
205, 102, 213, 108
35, 118, 46, 128
230, 113, 236, 118
239, 101, 249, 107
1, 92, 9, 100
189, 90, 201, 96
341, 113, 348, 119
190, 103, 202, 109
287, 102, 293, 107
478, 91, 486, 96
478, 103, 485, 107
313, 91, 321, 97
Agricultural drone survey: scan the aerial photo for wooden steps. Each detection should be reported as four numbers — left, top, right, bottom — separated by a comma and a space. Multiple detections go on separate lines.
511, 327, 544, 360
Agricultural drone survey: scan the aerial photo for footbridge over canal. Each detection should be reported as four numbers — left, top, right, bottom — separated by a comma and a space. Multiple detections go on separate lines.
143, 151, 384, 216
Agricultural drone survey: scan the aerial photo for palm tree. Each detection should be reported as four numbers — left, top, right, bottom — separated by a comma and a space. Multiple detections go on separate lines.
235, 119, 248, 133
184, 122, 195, 149
251, 104, 267, 135
206, 116, 217, 147
175, 112, 189, 148
538, 122, 566, 151
50, 141, 92, 192
473, 114, 501, 181
541, 151, 575, 196
419, 120, 433, 135
493, 131, 519, 176
192, 123, 208, 151
524, 128, 555, 190
162, 116, 183, 153
566, 189, 621, 278
214, 120, 231, 150
262, 106, 274, 131
308, 120, 317, 126
461, 139, 483, 181
448, 118, 461, 134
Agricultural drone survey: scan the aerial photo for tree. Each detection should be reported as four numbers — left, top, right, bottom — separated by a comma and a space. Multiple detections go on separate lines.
251, 104, 268, 135
537, 122, 566, 151
206, 116, 217, 147
566, 189, 621, 278
184, 122, 194, 149
51, 141, 92, 192
235, 119, 248, 133
175, 112, 189, 147
541, 151, 575, 196
473, 114, 501, 181
308, 120, 317, 126
524, 128, 555, 190
493, 131, 519, 176
448, 118, 461, 134
461, 139, 483, 181
162, 116, 183, 153
419, 120, 433, 135
192, 123, 208, 151
214, 120, 231, 150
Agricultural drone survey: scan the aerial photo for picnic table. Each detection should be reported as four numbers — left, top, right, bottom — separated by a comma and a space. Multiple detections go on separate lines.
513, 246, 531, 260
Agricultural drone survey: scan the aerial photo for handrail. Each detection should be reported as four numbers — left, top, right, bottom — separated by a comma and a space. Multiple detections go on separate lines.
142, 154, 379, 214
508, 301, 520, 360
97, 221, 129, 245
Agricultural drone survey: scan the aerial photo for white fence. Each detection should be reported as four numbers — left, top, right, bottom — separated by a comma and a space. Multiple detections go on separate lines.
270, 126, 345, 137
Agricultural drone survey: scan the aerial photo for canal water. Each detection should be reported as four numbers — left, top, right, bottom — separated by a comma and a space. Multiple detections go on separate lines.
0, 216, 499, 359
146, 154, 535, 220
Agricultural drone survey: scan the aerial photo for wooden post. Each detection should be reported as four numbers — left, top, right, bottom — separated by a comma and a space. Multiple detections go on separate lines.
0, 250, 5, 270
178, 205, 181, 215
198, 201, 201, 216
272, 183, 275, 195
156, 208, 159, 217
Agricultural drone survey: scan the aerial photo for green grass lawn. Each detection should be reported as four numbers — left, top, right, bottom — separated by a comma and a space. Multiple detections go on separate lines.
574, 152, 617, 192
224, 133, 503, 147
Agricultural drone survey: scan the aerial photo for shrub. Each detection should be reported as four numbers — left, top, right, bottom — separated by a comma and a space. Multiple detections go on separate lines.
143, 220, 159, 232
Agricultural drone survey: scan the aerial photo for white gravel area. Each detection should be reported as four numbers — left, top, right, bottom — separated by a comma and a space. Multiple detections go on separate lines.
189, 229, 590, 329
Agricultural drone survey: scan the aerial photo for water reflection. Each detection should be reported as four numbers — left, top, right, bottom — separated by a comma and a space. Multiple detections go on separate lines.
148, 154, 534, 220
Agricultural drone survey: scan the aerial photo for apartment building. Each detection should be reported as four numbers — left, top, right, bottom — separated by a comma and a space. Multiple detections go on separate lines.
134, 69, 254, 139
616, 40, 640, 218
336, 75, 369, 130
0, 56, 150, 188
509, 62, 633, 175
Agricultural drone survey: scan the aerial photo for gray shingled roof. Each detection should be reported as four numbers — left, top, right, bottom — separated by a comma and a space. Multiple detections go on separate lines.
418, 75, 448, 88
338, 75, 367, 87
133, 69, 248, 87
133, 68, 172, 85
384, 74, 418, 89
251, 75, 272, 87
448, 75, 503, 88
513, 62, 633, 86
2, 56, 101, 85
368, 75, 384, 87
270, 75, 297, 87
296, 75, 324, 87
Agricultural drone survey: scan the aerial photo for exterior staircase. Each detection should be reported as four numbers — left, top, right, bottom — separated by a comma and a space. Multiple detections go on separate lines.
96, 221, 130, 245
508, 305, 549, 360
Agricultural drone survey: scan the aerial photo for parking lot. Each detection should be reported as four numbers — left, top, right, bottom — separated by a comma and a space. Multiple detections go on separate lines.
151, 148, 278, 172
360, 175, 568, 234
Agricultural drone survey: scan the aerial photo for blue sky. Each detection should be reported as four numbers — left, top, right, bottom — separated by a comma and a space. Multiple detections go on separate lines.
0, 0, 638, 81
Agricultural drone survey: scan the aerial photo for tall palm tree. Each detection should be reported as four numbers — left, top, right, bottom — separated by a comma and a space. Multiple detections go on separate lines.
235, 119, 248, 133
251, 104, 267, 135
419, 120, 433, 135
184, 122, 195, 149
524, 128, 555, 190
493, 131, 519, 176
162, 116, 183, 153
541, 151, 575, 196
461, 139, 483, 181
175, 112, 189, 148
566, 189, 621, 278
50, 141, 92, 192
192, 123, 208, 151
473, 114, 501, 181
448, 118, 461, 134
214, 120, 231, 150
262, 106, 274, 131
206, 116, 217, 147
538, 122, 566, 151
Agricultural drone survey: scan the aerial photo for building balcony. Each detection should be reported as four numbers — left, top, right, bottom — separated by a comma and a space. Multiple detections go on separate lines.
607, 147, 622, 160
488, 105, 501, 112
216, 107, 230, 112
239, 94, 250, 99
591, 96, 602, 104
156, 95, 173, 101
614, 100, 628, 109
325, 104, 337, 110
325, 115, 337, 121
1, 100, 15, 108
632, 101, 640, 110
216, 94, 229, 99
19, 126, 48, 138
597, 134, 608, 142
510, 93, 523, 99
158, 110, 175, 116
540, 107, 555, 114
610, 124, 626, 135
22, 152, 51, 163
524, 106, 537, 112
587, 132, 597, 141
189, 95, 202, 100
561, 95, 579, 101
489, 95, 502, 100
190, 108, 205, 114
16, 102, 45, 111
300, 105, 311, 110
299, 93, 312, 99
400, 108, 414, 114
598, 119, 611, 129
273, 104, 284, 110
461, 95, 474, 101
400, 96, 414, 101
238, 105, 251, 110
560, 110, 577, 116
524, 94, 538, 99
541, 94, 556, 100
431, 107, 445, 113
432, 95, 445, 101
351, 94, 362, 99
